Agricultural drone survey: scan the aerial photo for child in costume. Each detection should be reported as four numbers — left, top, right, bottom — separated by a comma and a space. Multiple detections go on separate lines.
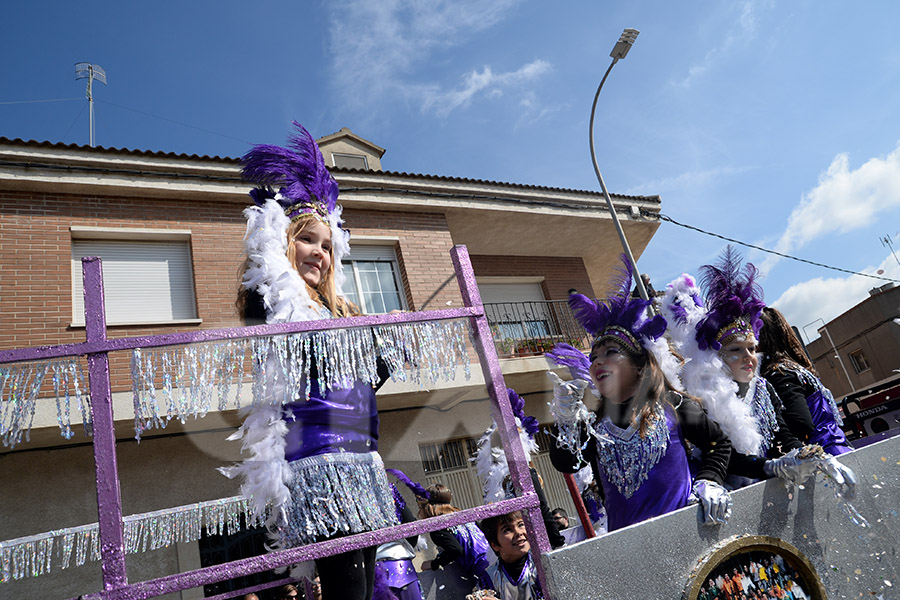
473, 388, 565, 549
661, 247, 856, 494
224, 122, 397, 600
419, 483, 493, 593
758, 307, 853, 456
546, 257, 734, 531
376, 469, 429, 600
478, 511, 543, 600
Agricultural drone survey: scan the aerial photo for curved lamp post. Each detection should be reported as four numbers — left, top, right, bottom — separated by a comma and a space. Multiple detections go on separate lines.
588, 28, 648, 300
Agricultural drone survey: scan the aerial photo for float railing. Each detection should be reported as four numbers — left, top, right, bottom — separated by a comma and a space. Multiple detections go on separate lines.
0, 245, 552, 600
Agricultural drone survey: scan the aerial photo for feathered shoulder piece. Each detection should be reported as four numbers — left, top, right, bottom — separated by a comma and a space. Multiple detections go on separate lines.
241, 121, 340, 224
694, 246, 765, 351
569, 255, 667, 355
474, 388, 540, 503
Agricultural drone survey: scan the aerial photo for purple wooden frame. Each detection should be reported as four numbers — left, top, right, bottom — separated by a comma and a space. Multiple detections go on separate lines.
0, 246, 552, 600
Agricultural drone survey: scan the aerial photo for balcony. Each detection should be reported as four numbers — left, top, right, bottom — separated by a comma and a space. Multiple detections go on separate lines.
484, 300, 592, 358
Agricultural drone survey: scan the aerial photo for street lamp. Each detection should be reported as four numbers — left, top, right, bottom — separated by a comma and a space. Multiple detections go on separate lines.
589, 28, 649, 300
803, 318, 855, 393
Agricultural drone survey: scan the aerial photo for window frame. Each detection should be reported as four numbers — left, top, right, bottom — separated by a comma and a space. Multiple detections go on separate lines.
331, 152, 369, 170
848, 349, 870, 374
70, 226, 201, 327
342, 242, 407, 315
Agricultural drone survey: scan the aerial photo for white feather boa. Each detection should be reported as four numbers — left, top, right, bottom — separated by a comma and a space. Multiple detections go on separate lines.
474, 421, 541, 503
660, 274, 764, 456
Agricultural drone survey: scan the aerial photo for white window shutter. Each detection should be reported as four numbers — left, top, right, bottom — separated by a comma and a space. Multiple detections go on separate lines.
72, 240, 198, 325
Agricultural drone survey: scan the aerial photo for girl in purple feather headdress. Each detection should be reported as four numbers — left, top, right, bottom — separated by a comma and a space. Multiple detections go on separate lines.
758, 307, 853, 456
223, 122, 397, 600
661, 247, 856, 495
545, 256, 734, 531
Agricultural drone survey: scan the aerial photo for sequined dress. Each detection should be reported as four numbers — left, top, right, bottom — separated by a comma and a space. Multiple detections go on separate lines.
277, 377, 398, 547
549, 393, 730, 532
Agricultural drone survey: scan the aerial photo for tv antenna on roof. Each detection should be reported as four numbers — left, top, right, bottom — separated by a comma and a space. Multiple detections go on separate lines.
881, 234, 900, 268
74, 62, 107, 147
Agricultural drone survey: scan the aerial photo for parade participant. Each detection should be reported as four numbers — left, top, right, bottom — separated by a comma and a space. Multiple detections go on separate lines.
376, 469, 429, 600
223, 122, 397, 600
419, 483, 493, 592
473, 388, 565, 549
546, 256, 734, 531
758, 307, 853, 455
661, 247, 855, 494
478, 511, 543, 599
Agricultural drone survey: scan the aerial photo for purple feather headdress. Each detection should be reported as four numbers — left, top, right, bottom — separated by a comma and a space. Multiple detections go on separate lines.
241, 121, 340, 224
569, 255, 667, 355
694, 246, 765, 351
385, 468, 430, 502
507, 388, 539, 437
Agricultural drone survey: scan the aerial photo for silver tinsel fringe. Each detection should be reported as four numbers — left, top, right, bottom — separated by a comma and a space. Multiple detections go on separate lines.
131, 319, 472, 439
0, 496, 261, 583
278, 451, 399, 547
0, 358, 91, 449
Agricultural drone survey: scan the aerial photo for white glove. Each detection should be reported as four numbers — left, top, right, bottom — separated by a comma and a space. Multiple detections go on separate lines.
692, 479, 733, 525
547, 372, 589, 425
763, 448, 820, 483
819, 455, 857, 500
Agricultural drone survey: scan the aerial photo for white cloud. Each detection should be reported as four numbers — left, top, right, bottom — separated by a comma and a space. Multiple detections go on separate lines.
770, 252, 900, 342
326, 0, 551, 118
761, 142, 900, 273
674, 0, 763, 88
421, 60, 551, 117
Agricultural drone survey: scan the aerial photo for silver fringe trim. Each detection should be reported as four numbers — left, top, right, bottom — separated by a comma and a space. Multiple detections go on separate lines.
131, 319, 472, 440
0, 496, 262, 583
747, 377, 779, 454
0, 358, 91, 449
592, 405, 670, 499
277, 451, 399, 547
787, 365, 844, 426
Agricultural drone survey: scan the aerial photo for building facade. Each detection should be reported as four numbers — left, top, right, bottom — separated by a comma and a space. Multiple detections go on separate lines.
806, 283, 900, 399
0, 130, 661, 598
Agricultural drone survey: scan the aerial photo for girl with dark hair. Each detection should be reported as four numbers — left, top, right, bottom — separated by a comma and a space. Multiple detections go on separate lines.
546, 257, 733, 531
758, 306, 853, 455
661, 247, 855, 495
419, 483, 493, 592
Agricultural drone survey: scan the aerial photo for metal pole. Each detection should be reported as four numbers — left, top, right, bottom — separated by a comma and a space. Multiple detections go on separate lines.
88, 66, 95, 147
821, 324, 855, 393
804, 318, 855, 393
589, 59, 649, 301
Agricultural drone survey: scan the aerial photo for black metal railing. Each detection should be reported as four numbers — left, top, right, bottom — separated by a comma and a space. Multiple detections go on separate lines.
484, 300, 591, 358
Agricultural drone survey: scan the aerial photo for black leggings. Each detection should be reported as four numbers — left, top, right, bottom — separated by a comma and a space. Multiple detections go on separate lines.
315, 546, 376, 600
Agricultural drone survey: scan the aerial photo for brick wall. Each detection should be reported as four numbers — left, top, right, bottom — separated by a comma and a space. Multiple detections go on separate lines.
0, 192, 463, 390
468, 254, 596, 300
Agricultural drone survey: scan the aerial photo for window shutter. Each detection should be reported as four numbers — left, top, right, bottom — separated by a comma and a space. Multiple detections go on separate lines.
72, 240, 198, 325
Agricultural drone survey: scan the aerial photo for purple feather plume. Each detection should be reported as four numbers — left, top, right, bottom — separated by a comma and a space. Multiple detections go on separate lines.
385, 468, 429, 500
567, 255, 667, 351
545, 343, 593, 386
507, 388, 539, 436
695, 246, 765, 351
241, 121, 339, 213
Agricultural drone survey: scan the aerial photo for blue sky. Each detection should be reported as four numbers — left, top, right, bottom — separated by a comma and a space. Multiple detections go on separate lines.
4, 1, 900, 341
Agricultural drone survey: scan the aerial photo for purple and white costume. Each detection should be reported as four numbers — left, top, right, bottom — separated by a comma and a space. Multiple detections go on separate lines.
430, 521, 493, 590
765, 364, 852, 456
221, 123, 397, 549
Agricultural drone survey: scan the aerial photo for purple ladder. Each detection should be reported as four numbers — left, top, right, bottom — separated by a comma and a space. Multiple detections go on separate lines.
0, 245, 553, 600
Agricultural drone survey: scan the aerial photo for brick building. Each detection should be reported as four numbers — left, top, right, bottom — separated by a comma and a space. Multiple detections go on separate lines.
806, 283, 900, 399
0, 130, 661, 598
